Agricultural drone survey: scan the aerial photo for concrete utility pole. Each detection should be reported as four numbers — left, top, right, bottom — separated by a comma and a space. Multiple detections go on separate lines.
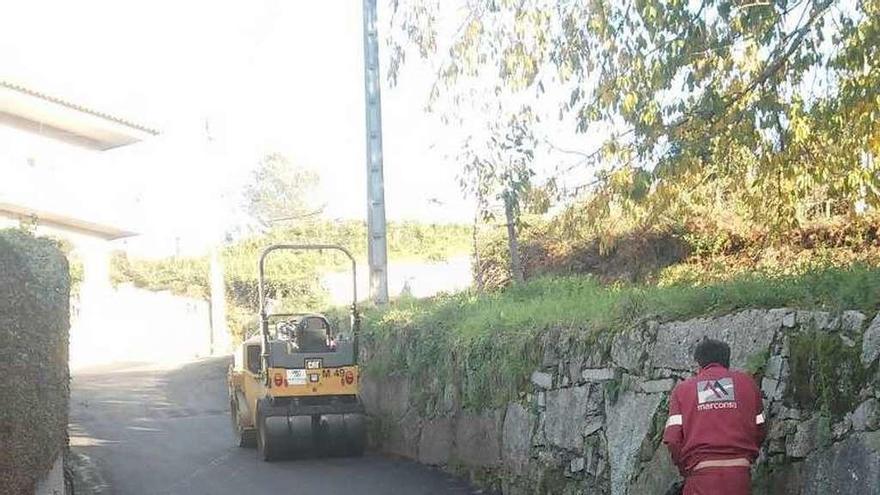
205, 118, 230, 355
362, 0, 389, 305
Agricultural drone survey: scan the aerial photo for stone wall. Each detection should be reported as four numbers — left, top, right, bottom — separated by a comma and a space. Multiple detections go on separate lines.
362, 308, 880, 494
0, 230, 70, 494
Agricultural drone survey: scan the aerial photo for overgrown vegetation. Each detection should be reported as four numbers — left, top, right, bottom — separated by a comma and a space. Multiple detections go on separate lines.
388, 0, 880, 293
359, 265, 880, 410
788, 329, 867, 418
112, 221, 470, 340
474, 211, 880, 289
745, 350, 771, 376
372, 4, 880, 416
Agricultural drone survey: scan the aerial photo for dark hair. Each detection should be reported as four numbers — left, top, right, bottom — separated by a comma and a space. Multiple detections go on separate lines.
694, 338, 730, 368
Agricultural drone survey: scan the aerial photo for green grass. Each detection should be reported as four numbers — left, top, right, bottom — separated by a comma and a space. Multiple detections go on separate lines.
355, 265, 880, 410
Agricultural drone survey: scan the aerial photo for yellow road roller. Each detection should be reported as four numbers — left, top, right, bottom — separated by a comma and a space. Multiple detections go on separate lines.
227, 244, 366, 461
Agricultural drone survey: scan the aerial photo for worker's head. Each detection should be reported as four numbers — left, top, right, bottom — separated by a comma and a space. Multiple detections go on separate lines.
693, 338, 731, 368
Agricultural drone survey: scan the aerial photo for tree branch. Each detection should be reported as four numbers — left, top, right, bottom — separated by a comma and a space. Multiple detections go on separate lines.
662, 0, 834, 137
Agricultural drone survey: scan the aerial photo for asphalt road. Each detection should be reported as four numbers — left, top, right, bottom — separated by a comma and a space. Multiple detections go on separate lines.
69, 357, 481, 495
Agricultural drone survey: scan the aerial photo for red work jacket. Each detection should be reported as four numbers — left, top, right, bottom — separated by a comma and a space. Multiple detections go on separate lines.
663, 363, 766, 474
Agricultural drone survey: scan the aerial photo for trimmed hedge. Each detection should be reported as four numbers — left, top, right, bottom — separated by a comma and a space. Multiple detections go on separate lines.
0, 230, 70, 494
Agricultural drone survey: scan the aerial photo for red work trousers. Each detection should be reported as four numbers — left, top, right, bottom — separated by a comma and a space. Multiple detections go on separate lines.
684, 466, 751, 495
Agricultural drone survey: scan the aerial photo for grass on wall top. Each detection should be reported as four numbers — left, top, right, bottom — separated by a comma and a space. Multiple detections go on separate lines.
355, 264, 880, 410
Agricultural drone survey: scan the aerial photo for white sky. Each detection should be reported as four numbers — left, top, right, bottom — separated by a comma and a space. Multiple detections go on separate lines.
1, 0, 594, 256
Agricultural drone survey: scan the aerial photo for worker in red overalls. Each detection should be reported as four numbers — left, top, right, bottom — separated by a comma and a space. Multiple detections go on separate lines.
663, 338, 767, 495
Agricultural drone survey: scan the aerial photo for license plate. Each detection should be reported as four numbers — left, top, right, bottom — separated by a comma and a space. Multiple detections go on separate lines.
286, 369, 306, 385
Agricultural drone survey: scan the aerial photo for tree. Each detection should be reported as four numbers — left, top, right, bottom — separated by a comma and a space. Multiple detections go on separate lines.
388, 0, 880, 230
459, 106, 537, 284
242, 153, 322, 227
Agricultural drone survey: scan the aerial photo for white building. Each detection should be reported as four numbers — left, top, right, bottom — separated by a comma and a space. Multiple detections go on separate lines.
0, 80, 213, 368
0, 78, 153, 299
